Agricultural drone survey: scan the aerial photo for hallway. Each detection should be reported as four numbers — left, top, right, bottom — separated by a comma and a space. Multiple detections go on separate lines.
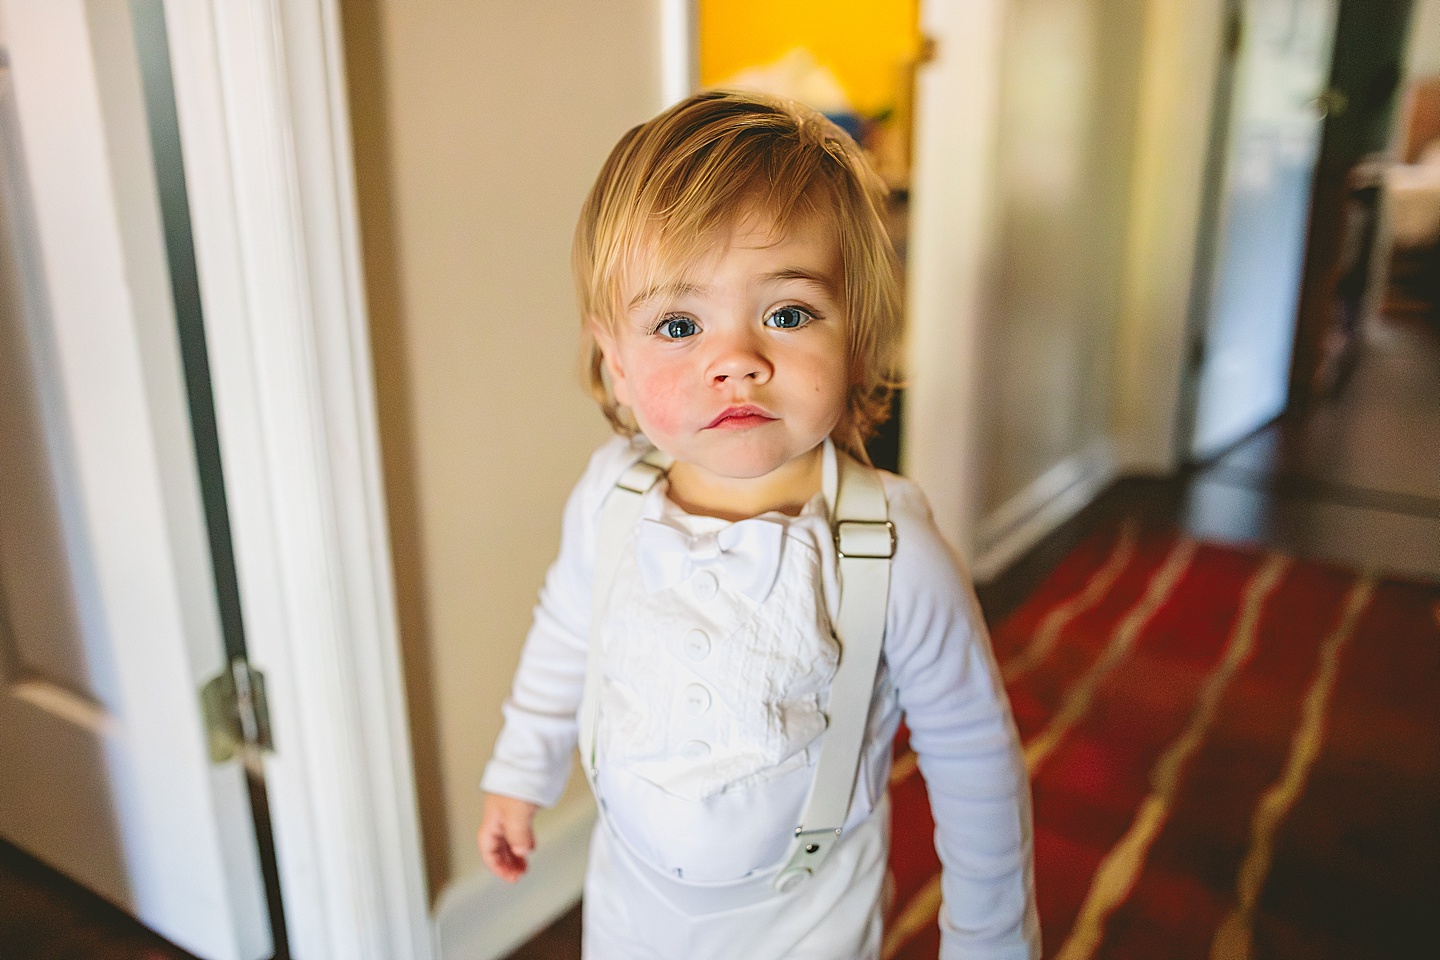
1184, 309, 1440, 582
954, 301, 1440, 960
976, 312, 1440, 648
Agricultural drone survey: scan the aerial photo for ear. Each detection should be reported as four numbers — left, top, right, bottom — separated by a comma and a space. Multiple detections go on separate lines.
588, 319, 632, 408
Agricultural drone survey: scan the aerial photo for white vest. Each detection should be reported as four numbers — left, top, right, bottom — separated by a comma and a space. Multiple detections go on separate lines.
578, 439, 894, 908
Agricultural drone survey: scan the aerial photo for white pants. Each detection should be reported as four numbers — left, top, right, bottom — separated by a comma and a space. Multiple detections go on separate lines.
582, 795, 890, 960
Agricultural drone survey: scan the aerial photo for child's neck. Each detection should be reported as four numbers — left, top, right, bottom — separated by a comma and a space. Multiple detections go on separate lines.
665, 445, 824, 522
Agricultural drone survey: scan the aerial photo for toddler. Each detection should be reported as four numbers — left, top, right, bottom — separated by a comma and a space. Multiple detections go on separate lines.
479, 90, 1039, 960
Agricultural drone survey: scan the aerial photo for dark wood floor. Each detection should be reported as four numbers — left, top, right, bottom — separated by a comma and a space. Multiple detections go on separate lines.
0, 837, 202, 960
2, 309, 1436, 959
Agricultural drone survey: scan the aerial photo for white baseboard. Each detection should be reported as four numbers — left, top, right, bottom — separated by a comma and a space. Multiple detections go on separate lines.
1109, 431, 1173, 477
972, 440, 1117, 582
434, 798, 596, 960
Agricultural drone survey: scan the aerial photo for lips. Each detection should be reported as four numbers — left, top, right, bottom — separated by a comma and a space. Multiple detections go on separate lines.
705, 404, 777, 430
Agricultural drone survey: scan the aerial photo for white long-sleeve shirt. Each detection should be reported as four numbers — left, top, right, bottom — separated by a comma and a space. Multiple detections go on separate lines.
483, 437, 1039, 959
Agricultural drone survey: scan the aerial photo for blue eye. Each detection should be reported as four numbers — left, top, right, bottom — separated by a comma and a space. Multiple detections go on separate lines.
658, 316, 699, 339
766, 306, 812, 329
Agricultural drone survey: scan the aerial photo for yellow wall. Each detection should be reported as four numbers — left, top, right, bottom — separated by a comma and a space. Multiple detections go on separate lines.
699, 0, 920, 116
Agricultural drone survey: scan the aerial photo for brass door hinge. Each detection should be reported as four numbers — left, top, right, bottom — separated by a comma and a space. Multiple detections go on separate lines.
200, 659, 274, 763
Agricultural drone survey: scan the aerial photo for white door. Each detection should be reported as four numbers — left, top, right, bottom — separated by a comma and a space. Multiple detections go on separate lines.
1188, 0, 1340, 459
0, 2, 270, 958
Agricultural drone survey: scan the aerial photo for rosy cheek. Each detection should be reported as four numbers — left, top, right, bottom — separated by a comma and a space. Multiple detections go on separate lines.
629, 362, 690, 436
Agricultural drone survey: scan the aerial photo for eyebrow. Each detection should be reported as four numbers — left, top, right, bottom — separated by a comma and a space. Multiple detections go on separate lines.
762, 268, 837, 295
628, 280, 703, 310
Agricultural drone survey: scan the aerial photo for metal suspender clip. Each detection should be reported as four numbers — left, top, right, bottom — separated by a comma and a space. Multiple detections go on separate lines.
835, 519, 895, 559
775, 827, 845, 893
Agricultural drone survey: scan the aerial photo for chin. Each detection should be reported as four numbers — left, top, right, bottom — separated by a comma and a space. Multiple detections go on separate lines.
705, 456, 789, 481
694, 441, 809, 481
650, 425, 828, 482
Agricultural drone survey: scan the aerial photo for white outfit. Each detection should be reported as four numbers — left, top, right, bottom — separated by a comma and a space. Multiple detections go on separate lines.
482, 437, 1039, 960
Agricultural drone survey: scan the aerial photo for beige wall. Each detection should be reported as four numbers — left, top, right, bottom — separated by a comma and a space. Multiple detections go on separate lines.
341, 0, 662, 894
977, 0, 1145, 519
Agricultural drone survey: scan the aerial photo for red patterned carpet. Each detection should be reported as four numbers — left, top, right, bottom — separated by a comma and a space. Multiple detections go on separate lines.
884, 524, 1440, 959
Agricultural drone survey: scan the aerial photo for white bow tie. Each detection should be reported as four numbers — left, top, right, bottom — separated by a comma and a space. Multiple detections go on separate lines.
634, 516, 786, 604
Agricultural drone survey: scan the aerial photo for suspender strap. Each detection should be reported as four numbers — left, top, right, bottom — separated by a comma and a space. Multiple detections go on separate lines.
773, 451, 892, 892
578, 447, 672, 785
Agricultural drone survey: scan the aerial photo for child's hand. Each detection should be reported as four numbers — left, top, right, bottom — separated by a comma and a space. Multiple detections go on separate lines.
478, 793, 539, 882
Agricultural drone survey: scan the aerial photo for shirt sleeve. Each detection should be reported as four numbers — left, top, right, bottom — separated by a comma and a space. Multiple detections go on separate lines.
882, 476, 1042, 960
479, 437, 636, 807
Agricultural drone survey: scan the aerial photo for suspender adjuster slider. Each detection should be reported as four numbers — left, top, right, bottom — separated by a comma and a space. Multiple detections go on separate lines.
616, 461, 667, 494
836, 519, 895, 559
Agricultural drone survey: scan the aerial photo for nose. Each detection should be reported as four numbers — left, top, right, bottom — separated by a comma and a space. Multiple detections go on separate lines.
709, 326, 773, 385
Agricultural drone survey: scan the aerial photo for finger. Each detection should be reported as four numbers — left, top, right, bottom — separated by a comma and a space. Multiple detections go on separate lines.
499, 813, 535, 858
478, 824, 527, 883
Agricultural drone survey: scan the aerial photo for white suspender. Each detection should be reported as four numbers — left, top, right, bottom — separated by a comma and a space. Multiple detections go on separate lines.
773, 451, 893, 891
577, 443, 894, 896
578, 445, 673, 784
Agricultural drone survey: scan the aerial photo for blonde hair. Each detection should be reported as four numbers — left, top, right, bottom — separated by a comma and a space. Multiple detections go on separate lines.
573, 90, 903, 459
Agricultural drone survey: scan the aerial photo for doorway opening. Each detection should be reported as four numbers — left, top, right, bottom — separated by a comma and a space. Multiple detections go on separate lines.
1177, 0, 1440, 566
1180, 0, 1431, 469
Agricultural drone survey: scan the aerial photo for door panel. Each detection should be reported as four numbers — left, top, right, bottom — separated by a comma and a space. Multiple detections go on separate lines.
0, 36, 133, 913
1189, 0, 1340, 459
0, 196, 113, 714
0, 62, 115, 710
0, 2, 270, 957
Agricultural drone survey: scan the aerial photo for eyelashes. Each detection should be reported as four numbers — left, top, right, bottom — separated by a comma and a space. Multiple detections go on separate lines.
654, 315, 700, 339
765, 305, 812, 330
649, 305, 819, 340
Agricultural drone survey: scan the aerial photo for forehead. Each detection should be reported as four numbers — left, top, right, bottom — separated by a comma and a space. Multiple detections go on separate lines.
620, 206, 841, 304
730, 206, 836, 253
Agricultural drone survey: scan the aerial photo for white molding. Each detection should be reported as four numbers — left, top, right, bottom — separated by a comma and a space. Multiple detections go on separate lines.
659, 0, 695, 106
971, 440, 1117, 583
161, 1, 432, 957
435, 800, 596, 960
901, 0, 1008, 561
1111, 0, 1228, 473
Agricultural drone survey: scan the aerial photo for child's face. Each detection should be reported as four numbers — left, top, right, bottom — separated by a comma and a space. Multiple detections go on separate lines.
595, 211, 849, 489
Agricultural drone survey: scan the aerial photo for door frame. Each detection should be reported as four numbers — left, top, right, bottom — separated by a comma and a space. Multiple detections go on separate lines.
1172, 0, 1246, 464
160, 1, 431, 957
901, 0, 1008, 562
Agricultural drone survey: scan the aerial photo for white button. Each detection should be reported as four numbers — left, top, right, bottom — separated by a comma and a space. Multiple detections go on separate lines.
680, 739, 711, 759
683, 629, 711, 661
682, 683, 712, 715
691, 569, 719, 600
